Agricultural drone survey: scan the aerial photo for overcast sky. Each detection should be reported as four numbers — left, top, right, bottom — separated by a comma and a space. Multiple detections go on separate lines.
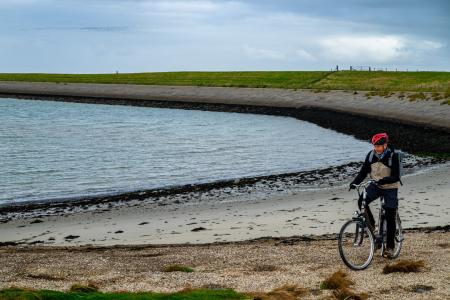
1, 0, 449, 73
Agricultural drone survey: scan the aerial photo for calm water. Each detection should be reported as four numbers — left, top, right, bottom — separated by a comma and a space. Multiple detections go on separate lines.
0, 98, 371, 205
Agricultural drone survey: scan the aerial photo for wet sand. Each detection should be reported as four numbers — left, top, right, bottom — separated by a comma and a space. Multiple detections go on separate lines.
1, 161, 449, 246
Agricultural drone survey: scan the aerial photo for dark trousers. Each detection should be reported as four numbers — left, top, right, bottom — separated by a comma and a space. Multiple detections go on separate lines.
357, 183, 398, 249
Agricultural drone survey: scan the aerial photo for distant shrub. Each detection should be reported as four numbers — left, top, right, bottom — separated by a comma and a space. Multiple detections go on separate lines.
431, 92, 444, 101
407, 92, 427, 101
364, 90, 394, 98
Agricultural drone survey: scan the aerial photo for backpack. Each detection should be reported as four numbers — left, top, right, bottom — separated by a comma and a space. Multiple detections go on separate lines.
368, 148, 404, 185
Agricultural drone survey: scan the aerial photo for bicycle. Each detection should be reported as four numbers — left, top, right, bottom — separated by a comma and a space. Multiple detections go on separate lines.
338, 180, 404, 270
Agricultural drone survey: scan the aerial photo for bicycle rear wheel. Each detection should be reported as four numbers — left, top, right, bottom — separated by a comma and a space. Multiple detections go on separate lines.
392, 212, 403, 258
380, 212, 403, 258
338, 219, 375, 270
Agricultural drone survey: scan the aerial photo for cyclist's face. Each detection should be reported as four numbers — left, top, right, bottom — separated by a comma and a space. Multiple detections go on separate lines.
374, 143, 387, 154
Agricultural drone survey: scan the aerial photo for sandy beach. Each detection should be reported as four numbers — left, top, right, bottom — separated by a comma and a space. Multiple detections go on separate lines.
1, 159, 449, 247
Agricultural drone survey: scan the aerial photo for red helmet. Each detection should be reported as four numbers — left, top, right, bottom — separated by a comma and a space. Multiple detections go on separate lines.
371, 133, 389, 145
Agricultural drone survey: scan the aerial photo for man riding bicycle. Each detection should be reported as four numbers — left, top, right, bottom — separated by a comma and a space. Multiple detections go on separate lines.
349, 133, 400, 259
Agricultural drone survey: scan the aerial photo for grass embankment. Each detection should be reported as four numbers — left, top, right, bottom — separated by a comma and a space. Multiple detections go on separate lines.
312, 71, 449, 93
0, 71, 449, 93
0, 71, 328, 89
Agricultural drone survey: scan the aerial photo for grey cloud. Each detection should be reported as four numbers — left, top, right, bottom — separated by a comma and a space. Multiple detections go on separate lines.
0, 0, 448, 72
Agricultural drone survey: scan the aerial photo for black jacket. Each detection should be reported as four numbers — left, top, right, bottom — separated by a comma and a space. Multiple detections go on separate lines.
351, 145, 400, 186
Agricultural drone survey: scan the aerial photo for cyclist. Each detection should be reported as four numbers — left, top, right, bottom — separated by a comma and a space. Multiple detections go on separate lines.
349, 132, 400, 259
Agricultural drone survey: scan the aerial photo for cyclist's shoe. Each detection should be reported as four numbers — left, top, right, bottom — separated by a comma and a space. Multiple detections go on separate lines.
383, 248, 395, 259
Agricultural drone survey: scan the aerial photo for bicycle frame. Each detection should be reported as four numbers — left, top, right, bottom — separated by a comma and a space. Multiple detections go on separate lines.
351, 180, 384, 248
351, 180, 398, 255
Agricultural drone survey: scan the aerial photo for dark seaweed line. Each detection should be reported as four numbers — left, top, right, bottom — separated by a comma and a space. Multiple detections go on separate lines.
0, 161, 363, 215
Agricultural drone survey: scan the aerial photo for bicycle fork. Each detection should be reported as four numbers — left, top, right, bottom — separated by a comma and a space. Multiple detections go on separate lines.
352, 190, 372, 247
352, 212, 366, 246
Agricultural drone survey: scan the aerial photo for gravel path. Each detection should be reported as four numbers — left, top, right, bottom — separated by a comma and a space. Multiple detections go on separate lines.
1, 230, 449, 299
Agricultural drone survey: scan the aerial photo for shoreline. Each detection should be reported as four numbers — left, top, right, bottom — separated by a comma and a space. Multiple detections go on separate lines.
0, 154, 443, 220
0, 161, 364, 215
1, 225, 449, 248
1, 161, 449, 247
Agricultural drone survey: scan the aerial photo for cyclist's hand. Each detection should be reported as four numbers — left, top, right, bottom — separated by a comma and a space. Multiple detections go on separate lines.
349, 183, 356, 191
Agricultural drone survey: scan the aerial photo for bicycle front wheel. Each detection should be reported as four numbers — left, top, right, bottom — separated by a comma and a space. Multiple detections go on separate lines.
338, 219, 375, 270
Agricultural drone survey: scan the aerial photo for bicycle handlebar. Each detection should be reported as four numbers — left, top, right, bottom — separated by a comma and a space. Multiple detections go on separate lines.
349, 179, 377, 191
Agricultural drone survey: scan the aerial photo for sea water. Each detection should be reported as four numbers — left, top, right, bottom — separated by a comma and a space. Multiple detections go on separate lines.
0, 98, 371, 205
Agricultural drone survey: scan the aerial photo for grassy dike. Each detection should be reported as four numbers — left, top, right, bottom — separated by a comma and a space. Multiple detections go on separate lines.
0, 71, 449, 93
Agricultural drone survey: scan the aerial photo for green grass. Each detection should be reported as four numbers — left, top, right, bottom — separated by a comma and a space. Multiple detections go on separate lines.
0, 71, 449, 92
309, 71, 450, 92
0, 71, 329, 89
163, 265, 194, 273
0, 287, 247, 300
